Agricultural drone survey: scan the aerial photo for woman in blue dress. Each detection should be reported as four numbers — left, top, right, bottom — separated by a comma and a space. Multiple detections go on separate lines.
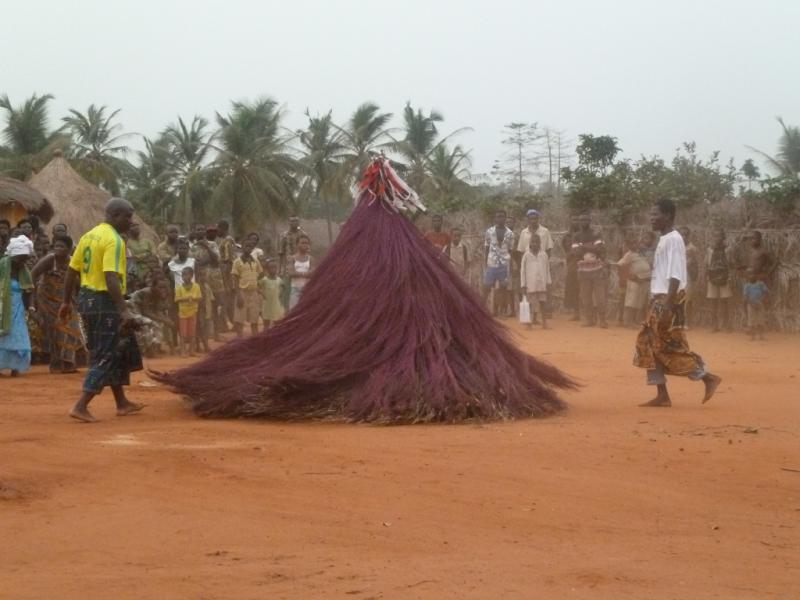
0, 235, 34, 376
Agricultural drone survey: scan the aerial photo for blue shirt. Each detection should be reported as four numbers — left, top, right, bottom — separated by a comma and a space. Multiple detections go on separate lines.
743, 281, 768, 304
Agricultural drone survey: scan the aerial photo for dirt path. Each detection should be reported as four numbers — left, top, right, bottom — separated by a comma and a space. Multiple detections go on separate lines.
1, 320, 798, 599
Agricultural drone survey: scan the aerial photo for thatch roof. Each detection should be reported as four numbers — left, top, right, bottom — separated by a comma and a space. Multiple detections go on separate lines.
0, 175, 54, 222
28, 152, 158, 241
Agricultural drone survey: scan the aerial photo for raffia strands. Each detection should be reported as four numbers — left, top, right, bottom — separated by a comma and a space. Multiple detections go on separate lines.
153, 195, 575, 423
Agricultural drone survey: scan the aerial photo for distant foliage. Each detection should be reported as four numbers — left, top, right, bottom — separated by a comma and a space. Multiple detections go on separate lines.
1, 91, 797, 231
562, 138, 737, 224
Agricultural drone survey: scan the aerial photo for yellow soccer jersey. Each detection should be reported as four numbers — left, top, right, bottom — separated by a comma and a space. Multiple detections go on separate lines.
69, 223, 127, 293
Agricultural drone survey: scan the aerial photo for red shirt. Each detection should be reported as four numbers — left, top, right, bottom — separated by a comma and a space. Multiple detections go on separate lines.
425, 231, 451, 252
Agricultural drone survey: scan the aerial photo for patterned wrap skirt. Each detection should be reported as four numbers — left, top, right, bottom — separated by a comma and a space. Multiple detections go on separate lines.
633, 291, 705, 377
78, 289, 143, 393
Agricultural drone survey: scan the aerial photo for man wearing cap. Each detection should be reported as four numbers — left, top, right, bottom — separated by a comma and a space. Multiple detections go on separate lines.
517, 210, 554, 320
517, 210, 554, 257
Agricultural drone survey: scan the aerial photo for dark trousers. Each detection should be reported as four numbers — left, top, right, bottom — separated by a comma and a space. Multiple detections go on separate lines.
578, 270, 608, 325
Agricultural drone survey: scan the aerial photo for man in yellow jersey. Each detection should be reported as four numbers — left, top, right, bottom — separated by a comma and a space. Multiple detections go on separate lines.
59, 198, 145, 423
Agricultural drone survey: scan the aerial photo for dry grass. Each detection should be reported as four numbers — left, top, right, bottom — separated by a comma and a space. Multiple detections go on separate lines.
0, 175, 53, 222
28, 155, 157, 241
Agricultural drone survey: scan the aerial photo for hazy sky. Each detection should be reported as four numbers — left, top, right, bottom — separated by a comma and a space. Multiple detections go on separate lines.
3, 0, 798, 177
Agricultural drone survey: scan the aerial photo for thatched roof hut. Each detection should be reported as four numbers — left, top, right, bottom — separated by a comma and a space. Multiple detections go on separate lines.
28, 151, 158, 241
0, 175, 54, 226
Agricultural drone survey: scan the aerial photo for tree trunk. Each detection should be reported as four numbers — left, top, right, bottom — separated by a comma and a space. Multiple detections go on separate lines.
322, 193, 334, 246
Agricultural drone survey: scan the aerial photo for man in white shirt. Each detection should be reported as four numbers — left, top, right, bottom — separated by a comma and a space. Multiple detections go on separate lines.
517, 209, 554, 256
633, 199, 721, 407
482, 210, 515, 315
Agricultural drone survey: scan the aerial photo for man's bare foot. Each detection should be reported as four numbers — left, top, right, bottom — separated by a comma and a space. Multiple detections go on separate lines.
639, 396, 672, 407
702, 374, 722, 404
117, 402, 146, 417
69, 407, 98, 423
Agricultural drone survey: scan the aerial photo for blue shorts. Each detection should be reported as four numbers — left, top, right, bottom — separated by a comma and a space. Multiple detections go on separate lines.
484, 265, 509, 288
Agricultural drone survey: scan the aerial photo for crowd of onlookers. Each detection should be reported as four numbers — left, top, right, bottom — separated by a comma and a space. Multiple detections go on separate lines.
425, 210, 776, 339
0, 215, 316, 370
0, 206, 780, 377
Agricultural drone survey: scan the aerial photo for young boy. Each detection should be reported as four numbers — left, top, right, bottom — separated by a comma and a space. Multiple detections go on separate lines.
613, 234, 652, 328
520, 234, 551, 329
167, 239, 196, 286
743, 269, 769, 340
443, 227, 469, 278
706, 230, 732, 332
258, 258, 285, 331
232, 237, 263, 336
175, 266, 202, 356
288, 234, 313, 310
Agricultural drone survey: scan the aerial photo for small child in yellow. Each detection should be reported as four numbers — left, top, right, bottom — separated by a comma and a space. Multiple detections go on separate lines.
258, 258, 285, 330
175, 266, 202, 356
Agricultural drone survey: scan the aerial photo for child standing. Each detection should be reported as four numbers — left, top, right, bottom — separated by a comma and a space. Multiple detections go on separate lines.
443, 226, 470, 279
743, 269, 769, 340
258, 258, 285, 331
520, 234, 551, 329
193, 266, 212, 353
175, 266, 202, 356
288, 234, 313, 310
614, 235, 652, 327
232, 237, 263, 337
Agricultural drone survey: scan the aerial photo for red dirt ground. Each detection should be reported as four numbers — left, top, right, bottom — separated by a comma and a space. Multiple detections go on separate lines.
1, 320, 798, 599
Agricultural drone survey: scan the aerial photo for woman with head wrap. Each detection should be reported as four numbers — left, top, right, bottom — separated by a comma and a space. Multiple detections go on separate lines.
0, 236, 34, 375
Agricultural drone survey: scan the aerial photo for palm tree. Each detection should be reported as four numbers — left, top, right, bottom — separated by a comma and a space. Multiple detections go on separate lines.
423, 144, 473, 211
740, 158, 760, 190
337, 102, 393, 183
61, 104, 131, 194
211, 98, 299, 235
0, 93, 67, 179
124, 135, 175, 227
393, 103, 471, 193
298, 110, 347, 244
162, 116, 214, 227
747, 117, 800, 176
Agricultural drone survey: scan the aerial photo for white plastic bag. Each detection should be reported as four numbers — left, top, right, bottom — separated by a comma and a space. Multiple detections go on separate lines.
519, 298, 531, 324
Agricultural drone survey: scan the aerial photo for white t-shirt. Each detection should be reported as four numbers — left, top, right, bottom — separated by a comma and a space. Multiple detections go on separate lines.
291, 256, 311, 290
167, 256, 196, 286
517, 225, 554, 253
650, 230, 687, 294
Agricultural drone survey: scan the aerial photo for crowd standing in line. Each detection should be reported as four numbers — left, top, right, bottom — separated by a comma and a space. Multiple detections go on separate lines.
425, 208, 776, 337
0, 210, 318, 385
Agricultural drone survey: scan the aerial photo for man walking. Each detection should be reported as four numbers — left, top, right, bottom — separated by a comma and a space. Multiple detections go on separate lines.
634, 199, 721, 407
59, 198, 145, 423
